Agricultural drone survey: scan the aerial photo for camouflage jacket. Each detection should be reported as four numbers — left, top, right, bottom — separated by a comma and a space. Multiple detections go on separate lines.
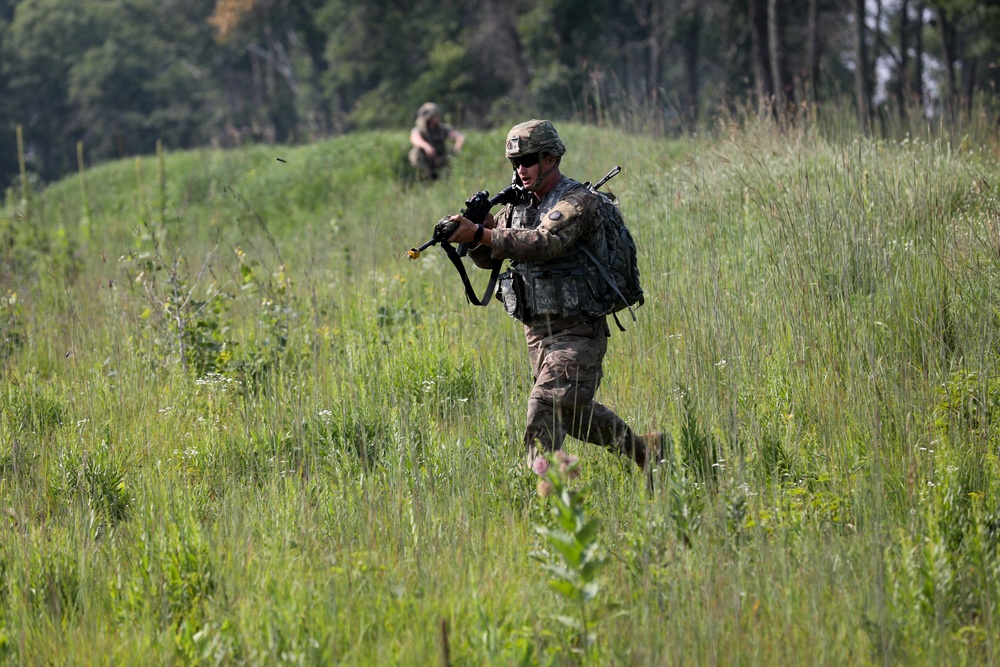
469, 175, 603, 265
469, 175, 610, 322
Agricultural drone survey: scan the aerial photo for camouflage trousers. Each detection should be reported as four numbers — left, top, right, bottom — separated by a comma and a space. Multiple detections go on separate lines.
408, 146, 447, 180
523, 316, 638, 466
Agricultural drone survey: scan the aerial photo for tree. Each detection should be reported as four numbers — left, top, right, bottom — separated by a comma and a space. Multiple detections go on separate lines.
1, 0, 998, 190
210, 0, 332, 139
853, 0, 873, 133
894, 0, 913, 117
767, 0, 793, 122
0, 0, 19, 193
2, 0, 223, 181
678, 2, 704, 127
749, 0, 775, 115
926, 0, 1000, 118
316, 0, 471, 129
807, 0, 820, 104
470, 0, 531, 121
934, 1, 960, 115
3, 0, 104, 180
68, 0, 220, 158
621, 0, 672, 111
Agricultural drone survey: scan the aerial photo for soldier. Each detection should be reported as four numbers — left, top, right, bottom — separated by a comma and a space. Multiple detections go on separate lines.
408, 102, 465, 181
440, 119, 664, 476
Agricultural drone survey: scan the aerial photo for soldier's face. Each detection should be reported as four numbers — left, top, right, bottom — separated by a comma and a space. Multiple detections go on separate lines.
515, 153, 556, 190
512, 153, 542, 187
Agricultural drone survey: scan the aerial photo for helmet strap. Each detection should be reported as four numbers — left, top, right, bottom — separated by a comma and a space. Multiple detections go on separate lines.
519, 155, 560, 193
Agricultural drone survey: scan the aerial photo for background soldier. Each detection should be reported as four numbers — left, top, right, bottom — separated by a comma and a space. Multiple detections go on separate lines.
440, 119, 664, 476
408, 102, 465, 181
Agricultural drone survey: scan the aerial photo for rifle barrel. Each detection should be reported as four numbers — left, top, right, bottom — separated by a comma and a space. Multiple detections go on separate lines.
407, 237, 439, 260
594, 166, 622, 190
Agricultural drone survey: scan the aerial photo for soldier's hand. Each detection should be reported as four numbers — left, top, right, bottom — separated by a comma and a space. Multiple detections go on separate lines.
433, 216, 460, 241
447, 215, 488, 244
439, 214, 492, 246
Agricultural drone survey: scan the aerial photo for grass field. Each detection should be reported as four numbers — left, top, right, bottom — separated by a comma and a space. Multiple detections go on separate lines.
2, 113, 1000, 665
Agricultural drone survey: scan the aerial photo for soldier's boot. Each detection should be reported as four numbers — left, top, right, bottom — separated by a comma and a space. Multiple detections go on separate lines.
629, 432, 669, 496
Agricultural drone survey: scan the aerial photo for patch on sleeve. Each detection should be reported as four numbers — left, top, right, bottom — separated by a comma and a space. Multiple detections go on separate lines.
543, 200, 580, 227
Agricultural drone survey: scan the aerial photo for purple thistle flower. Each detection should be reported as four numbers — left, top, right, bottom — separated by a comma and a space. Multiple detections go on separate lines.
531, 455, 549, 476
554, 450, 580, 479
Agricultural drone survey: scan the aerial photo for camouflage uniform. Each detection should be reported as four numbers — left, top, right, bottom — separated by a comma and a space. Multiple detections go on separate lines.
468, 120, 648, 468
408, 103, 455, 180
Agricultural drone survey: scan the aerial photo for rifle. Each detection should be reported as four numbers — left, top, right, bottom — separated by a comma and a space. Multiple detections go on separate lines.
407, 182, 528, 306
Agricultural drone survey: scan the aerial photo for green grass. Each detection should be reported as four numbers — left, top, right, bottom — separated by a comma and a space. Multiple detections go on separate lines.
2, 116, 1000, 665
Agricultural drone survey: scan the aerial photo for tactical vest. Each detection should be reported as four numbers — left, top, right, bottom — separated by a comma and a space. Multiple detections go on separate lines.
498, 177, 609, 322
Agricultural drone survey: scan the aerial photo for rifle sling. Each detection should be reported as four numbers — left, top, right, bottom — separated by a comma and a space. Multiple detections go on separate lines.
440, 240, 633, 323
441, 243, 502, 307
433, 171, 631, 319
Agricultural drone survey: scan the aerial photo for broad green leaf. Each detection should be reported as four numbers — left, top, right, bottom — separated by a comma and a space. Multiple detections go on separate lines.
544, 530, 583, 567
575, 518, 600, 545
548, 579, 579, 600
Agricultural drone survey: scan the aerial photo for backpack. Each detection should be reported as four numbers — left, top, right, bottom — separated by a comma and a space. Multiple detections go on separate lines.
577, 167, 644, 330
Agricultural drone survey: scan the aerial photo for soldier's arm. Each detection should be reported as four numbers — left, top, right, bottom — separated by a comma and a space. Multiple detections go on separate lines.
467, 207, 508, 269
490, 192, 597, 262
410, 127, 436, 157
448, 127, 465, 152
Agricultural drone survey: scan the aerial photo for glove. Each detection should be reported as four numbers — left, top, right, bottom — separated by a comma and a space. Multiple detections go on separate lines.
433, 216, 459, 241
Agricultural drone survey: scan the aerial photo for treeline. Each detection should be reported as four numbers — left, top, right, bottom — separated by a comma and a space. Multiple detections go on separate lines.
1, 0, 999, 189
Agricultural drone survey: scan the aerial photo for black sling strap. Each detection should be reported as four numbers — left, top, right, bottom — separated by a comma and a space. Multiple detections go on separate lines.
440, 242, 503, 306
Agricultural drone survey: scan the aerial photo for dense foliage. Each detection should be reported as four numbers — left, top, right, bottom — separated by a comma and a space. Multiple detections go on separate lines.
1, 0, 999, 190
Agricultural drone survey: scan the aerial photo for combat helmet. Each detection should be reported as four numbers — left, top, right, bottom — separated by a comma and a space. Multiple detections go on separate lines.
417, 102, 441, 120
505, 120, 566, 159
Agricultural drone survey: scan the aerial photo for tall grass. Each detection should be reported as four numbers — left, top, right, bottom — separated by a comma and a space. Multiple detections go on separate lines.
1, 112, 999, 665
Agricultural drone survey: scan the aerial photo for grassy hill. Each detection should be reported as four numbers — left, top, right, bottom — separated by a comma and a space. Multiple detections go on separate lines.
1, 120, 999, 665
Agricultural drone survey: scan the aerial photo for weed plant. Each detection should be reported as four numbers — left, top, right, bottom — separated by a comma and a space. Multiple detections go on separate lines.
1, 111, 999, 665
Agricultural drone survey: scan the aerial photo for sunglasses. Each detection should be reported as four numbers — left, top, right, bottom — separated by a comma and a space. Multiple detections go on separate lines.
509, 153, 541, 169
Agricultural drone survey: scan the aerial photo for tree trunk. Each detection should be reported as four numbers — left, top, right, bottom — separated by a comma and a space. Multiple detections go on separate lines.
680, 5, 703, 127
477, 0, 531, 109
768, 0, 784, 120
807, 0, 820, 104
914, 1, 924, 109
749, 0, 774, 115
854, 0, 872, 133
647, 0, 665, 106
290, 0, 332, 137
767, 0, 793, 123
623, 0, 672, 111
896, 0, 910, 119
962, 56, 977, 116
936, 6, 958, 118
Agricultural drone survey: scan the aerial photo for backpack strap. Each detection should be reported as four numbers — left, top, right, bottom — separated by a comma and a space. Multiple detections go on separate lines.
576, 242, 636, 331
